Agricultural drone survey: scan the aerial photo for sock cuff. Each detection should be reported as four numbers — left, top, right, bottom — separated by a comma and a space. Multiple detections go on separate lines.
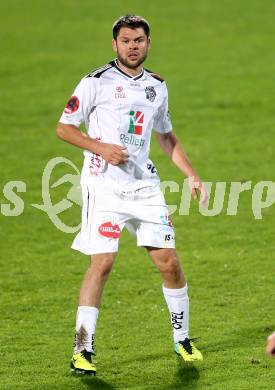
162, 284, 188, 297
77, 306, 99, 315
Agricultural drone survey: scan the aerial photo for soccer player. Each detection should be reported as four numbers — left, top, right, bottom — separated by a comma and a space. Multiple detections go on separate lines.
56, 14, 208, 375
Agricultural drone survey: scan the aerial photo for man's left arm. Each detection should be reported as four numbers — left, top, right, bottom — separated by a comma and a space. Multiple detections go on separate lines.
156, 131, 208, 205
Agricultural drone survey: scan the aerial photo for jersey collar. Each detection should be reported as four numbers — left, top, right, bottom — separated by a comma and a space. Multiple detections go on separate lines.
110, 59, 144, 81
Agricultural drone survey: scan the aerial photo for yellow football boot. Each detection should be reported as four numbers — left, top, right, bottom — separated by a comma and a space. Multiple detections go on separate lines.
174, 338, 203, 362
70, 350, 96, 375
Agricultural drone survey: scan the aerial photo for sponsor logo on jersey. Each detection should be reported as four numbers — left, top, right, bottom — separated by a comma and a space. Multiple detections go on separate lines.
120, 111, 145, 147
160, 211, 173, 227
120, 133, 145, 147
128, 111, 144, 135
145, 86, 156, 102
98, 222, 121, 239
115, 85, 126, 99
64, 96, 79, 114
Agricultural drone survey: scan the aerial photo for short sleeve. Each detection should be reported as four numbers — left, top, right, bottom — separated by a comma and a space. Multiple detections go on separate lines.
153, 82, 173, 134
59, 77, 96, 128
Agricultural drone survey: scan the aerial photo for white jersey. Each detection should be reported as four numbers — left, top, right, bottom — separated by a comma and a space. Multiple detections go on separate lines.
59, 60, 172, 191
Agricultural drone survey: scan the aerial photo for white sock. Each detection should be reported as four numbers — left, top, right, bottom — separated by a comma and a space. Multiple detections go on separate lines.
74, 306, 99, 354
162, 284, 189, 343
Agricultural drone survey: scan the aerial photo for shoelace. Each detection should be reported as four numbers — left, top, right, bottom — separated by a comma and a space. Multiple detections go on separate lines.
80, 349, 95, 362
179, 337, 200, 354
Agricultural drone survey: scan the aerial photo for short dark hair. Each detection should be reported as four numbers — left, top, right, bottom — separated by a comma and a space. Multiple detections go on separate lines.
112, 14, 150, 40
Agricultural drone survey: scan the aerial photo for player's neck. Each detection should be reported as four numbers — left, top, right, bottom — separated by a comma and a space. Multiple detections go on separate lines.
116, 59, 143, 77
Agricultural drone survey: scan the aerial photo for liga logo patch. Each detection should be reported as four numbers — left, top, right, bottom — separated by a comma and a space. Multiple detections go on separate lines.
128, 111, 144, 135
98, 222, 121, 239
64, 96, 79, 114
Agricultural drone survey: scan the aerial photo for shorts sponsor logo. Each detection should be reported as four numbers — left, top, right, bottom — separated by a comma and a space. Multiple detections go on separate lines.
171, 311, 184, 330
98, 222, 121, 239
160, 211, 173, 227
64, 96, 79, 114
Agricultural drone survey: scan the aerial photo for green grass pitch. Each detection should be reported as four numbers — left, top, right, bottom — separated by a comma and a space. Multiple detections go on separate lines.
1, 1, 275, 389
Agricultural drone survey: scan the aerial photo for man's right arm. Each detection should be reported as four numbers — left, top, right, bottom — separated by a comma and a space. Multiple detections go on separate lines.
56, 123, 129, 166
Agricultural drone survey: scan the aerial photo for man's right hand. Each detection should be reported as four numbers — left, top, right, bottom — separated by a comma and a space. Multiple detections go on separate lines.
56, 123, 129, 166
97, 142, 129, 166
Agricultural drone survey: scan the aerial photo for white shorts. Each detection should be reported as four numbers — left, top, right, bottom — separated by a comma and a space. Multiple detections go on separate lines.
72, 179, 175, 255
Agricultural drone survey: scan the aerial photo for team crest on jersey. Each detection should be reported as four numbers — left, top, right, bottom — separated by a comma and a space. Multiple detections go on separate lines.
145, 86, 156, 102
64, 96, 79, 114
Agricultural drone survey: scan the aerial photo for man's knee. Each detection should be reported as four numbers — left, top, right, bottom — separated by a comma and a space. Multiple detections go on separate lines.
161, 253, 184, 286
164, 254, 182, 276
90, 253, 116, 279
154, 250, 182, 275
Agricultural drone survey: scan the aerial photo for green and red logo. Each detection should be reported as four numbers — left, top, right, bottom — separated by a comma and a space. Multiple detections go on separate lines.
128, 111, 144, 135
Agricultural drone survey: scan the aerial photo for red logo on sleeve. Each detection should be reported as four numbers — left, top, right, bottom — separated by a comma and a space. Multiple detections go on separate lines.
64, 96, 79, 114
98, 222, 121, 239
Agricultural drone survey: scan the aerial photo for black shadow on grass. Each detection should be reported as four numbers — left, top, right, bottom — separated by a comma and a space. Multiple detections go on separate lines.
81, 376, 115, 389
118, 352, 199, 389
163, 362, 199, 390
